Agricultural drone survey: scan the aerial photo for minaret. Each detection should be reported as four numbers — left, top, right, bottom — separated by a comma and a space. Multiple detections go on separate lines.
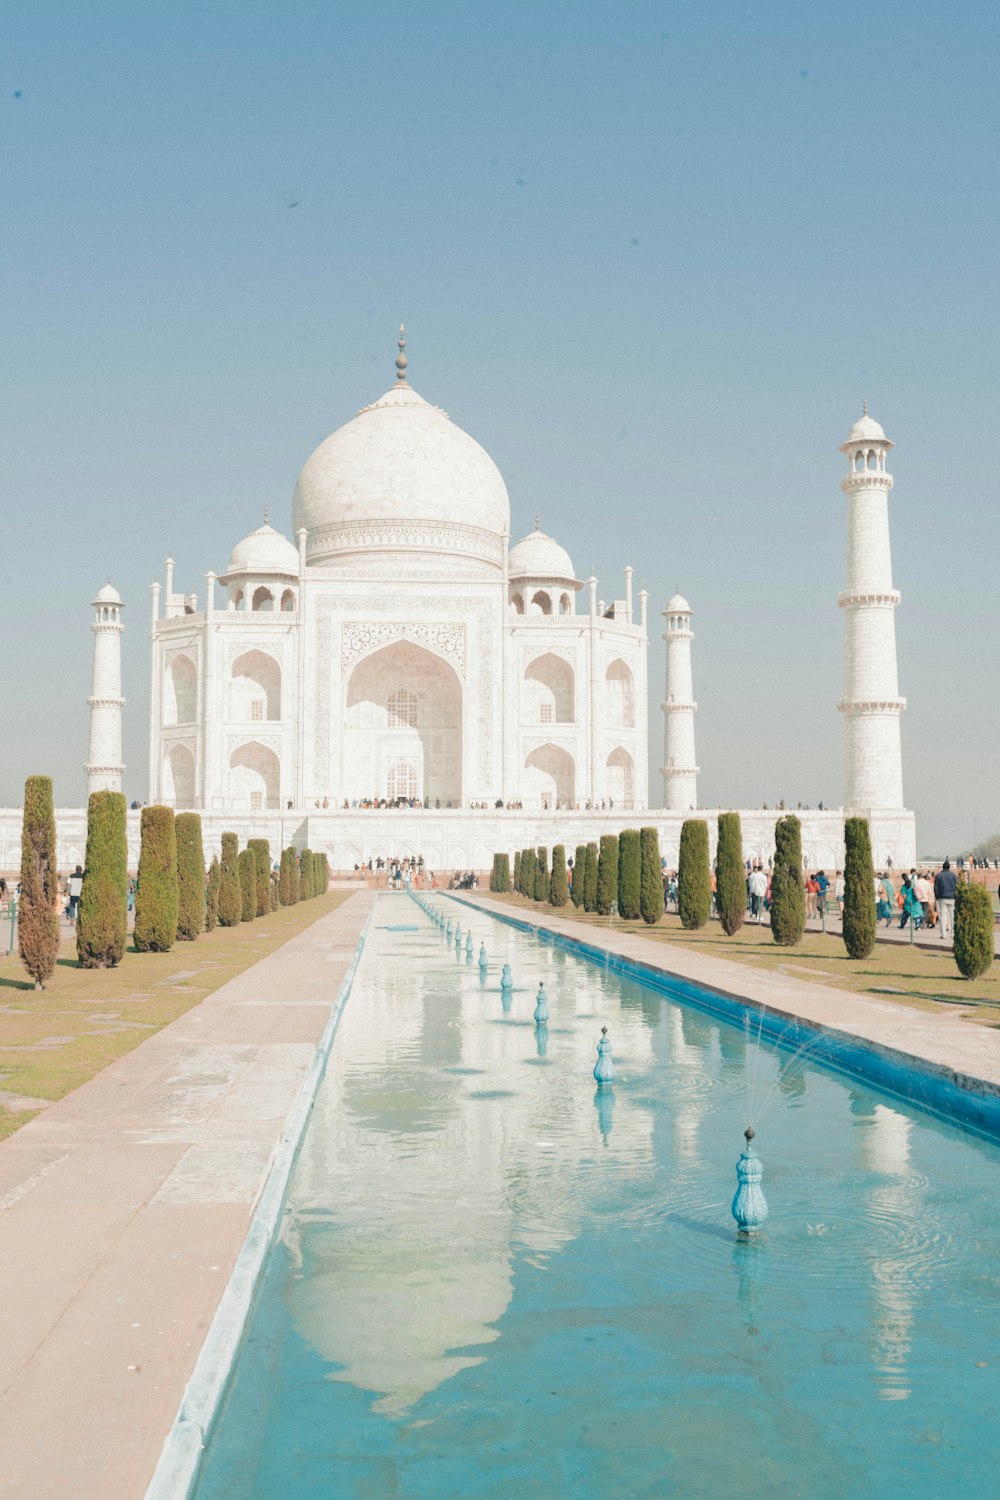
661, 594, 698, 810
838, 405, 905, 811
85, 582, 126, 796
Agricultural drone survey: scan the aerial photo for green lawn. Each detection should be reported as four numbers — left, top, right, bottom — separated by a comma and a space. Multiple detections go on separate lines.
0, 892, 348, 1140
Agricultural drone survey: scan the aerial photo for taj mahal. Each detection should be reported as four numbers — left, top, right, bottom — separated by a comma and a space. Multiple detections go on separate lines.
1, 335, 916, 873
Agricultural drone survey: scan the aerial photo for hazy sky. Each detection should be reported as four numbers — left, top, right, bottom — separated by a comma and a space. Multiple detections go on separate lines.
2, 1, 997, 852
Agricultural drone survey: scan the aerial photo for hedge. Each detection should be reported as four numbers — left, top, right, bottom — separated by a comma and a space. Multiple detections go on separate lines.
842, 818, 876, 960
639, 827, 662, 925
76, 790, 128, 968
716, 812, 745, 936
617, 829, 641, 920
134, 805, 179, 953
491, 853, 511, 893
279, 847, 297, 906
534, 847, 549, 903
18, 775, 61, 989
770, 815, 806, 947
571, 844, 587, 907
550, 845, 569, 907
175, 812, 206, 941
596, 834, 619, 916
677, 819, 711, 929
239, 848, 257, 921
513, 850, 522, 894
954, 881, 994, 979
583, 842, 599, 912
217, 832, 243, 926
248, 838, 271, 917
206, 855, 221, 931
521, 847, 536, 900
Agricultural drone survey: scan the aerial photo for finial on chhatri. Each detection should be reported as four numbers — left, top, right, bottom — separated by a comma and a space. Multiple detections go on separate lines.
535, 511, 540, 531
395, 324, 408, 384
863, 398, 869, 416
263, 506, 270, 526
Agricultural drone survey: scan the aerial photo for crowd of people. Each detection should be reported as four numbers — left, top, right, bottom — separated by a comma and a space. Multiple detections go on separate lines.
657, 857, 971, 945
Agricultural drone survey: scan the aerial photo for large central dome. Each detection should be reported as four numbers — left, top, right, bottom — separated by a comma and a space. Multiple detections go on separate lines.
292, 365, 510, 570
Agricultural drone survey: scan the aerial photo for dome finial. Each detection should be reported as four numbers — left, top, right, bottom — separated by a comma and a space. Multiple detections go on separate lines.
534, 511, 540, 531
263, 506, 270, 526
863, 398, 868, 416
395, 324, 408, 384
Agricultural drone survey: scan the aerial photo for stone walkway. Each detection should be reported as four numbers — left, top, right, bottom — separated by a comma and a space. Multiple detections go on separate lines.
463, 895, 1000, 1092
0, 890, 373, 1500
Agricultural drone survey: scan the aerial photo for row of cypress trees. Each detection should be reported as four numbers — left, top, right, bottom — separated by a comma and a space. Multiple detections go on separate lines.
508, 828, 662, 925
16, 775, 328, 986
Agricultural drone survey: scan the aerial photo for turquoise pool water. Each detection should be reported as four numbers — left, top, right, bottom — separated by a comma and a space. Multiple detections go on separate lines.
194, 894, 1000, 1498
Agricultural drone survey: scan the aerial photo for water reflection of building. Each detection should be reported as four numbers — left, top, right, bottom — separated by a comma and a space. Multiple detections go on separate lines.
282, 917, 656, 1414
855, 1097, 915, 1402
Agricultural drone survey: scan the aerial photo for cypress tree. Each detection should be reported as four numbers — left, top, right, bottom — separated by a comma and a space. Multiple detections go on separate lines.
583, 842, 599, 912
954, 880, 994, 979
217, 832, 242, 926
175, 812, 206, 941
495, 853, 511, 893
316, 853, 329, 894
18, 775, 61, 989
76, 790, 128, 969
513, 850, 522, 893
677, 819, 711, 929
303, 849, 315, 899
770, 815, 806, 947
843, 817, 876, 960
280, 847, 297, 906
134, 805, 179, 953
715, 813, 745, 936
571, 844, 587, 907
550, 845, 569, 907
534, 846, 549, 902
270, 863, 281, 909
617, 829, 641, 920
521, 847, 536, 900
596, 834, 619, 916
639, 827, 662, 925
248, 838, 271, 916
239, 848, 256, 921
205, 855, 221, 931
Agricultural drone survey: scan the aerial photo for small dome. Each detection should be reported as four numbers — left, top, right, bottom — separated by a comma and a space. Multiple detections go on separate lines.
508, 526, 577, 582
224, 521, 299, 579
93, 581, 122, 606
847, 410, 886, 443
666, 592, 691, 613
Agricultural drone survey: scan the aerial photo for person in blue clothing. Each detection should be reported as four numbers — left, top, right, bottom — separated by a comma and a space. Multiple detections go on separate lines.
814, 869, 830, 917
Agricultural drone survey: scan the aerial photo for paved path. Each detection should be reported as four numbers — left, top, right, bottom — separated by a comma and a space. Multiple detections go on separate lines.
0, 891, 373, 1500
462, 895, 1000, 1093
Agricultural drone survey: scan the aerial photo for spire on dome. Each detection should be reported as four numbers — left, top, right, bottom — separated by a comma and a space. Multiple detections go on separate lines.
264, 506, 270, 525
395, 324, 408, 384
534, 512, 540, 530
863, 398, 868, 416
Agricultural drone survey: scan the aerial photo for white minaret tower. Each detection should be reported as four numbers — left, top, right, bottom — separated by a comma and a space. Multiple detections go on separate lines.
660, 593, 699, 810
838, 405, 905, 811
85, 582, 126, 796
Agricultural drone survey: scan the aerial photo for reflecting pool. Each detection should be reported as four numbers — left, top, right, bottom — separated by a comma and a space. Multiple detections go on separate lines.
194, 894, 1000, 1498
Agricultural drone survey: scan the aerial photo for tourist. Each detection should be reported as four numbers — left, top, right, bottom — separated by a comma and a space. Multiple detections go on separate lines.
877, 871, 895, 925
815, 870, 830, 918
934, 860, 958, 943
748, 864, 767, 922
67, 865, 84, 922
913, 869, 934, 928
834, 870, 845, 919
899, 874, 923, 930
805, 873, 819, 920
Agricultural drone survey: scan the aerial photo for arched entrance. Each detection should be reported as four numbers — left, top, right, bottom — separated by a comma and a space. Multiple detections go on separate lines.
523, 743, 575, 809
344, 641, 463, 806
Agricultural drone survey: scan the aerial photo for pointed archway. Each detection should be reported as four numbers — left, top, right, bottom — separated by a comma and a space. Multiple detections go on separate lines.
344, 641, 463, 805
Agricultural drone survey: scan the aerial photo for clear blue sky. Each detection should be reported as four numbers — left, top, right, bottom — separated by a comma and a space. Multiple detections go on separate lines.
2, 1, 997, 852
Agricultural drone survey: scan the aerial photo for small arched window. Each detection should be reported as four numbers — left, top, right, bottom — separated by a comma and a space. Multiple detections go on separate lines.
387, 688, 418, 728
252, 586, 274, 612
855, 450, 864, 470
867, 449, 877, 470
530, 590, 553, 616
280, 588, 296, 613
387, 760, 418, 800
559, 592, 572, 615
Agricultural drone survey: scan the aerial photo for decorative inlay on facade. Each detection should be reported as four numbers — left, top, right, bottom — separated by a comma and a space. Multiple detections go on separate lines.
164, 643, 199, 665
314, 596, 494, 785
837, 590, 901, 608
308, 519, 504, 565
659, 700, 696, 712
662, 765, 700, 777
225, 733, 284, 753
86, 696, 126, 708
226, 639, 286, 664
521, 735, 578, 755
519, 643, 578, 670
341, 622, 466, 675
